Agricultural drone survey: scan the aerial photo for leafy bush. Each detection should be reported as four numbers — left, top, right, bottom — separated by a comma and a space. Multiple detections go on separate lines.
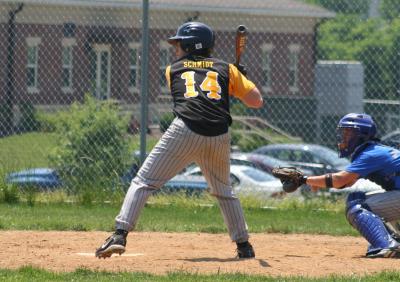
48, 95, 130, 195
159, 112, 174, 133
23, 186, 37, 207
380, 0, 400, 21
0, 166, 19, 203
36, 111, 58, 133
2, 185, 20, 204
304, 0, 370, 16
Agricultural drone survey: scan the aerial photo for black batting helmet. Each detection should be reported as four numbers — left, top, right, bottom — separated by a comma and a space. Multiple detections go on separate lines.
167, 22, 214, 54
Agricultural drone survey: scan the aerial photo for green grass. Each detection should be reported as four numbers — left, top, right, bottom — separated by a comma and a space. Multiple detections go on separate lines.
1, 267, 400, 282
0, 132, 57, 172
0, 195, 393, 281
0, 132, 159, 175
0, 196, 356, 236
0, 133, 393, 280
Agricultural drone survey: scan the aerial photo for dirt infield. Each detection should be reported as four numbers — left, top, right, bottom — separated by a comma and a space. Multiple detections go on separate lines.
1, 231, 400, 277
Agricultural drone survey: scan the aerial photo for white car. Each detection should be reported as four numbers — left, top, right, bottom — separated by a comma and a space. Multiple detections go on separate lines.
184, 164, 287, 198
329, 178, 385, 195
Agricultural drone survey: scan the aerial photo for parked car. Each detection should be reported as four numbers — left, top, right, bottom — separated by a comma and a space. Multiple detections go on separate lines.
162, 175, 208, 196
329, 179, 385, 195
229, 155, 259, 169
381, 130, 400, 149
231, 152, 314, 175
5, 168, 63, 191
253, 143, 350, 175
119, 151, 206, 195
184, 164, 287, 198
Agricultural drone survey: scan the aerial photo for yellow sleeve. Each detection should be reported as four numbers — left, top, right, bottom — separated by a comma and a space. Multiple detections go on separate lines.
228, 64, 256, 98
165, 65, 171, 90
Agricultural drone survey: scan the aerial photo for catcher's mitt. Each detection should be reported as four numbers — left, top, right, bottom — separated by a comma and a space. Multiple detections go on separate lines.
272, 167, 307, 193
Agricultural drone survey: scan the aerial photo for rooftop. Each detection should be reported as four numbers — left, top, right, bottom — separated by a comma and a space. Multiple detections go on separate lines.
3, 0, 335, 18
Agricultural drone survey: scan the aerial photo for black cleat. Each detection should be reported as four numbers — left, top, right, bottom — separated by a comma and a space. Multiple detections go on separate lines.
236, 241, 255, 259
95, 231, 127, 259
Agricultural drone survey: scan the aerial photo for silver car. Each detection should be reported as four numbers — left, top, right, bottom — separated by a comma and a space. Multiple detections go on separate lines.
184, 164, 288, 198
253, 143, 350, 176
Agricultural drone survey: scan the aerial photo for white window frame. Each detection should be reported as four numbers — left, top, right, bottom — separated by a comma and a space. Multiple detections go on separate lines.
159, 41, 172, 95
261, 43, 274, 93
61, 38, 76, 93
26, 37, 41, 93
288, 44, 301, 93
128, 42, 140, 93
92, 44, 111, 100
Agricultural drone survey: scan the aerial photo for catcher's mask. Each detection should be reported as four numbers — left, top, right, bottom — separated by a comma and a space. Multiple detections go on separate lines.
167, 22, 214, 55
336, 113, 376, 158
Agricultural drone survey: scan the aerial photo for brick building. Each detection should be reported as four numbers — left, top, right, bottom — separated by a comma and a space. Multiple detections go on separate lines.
0, 0, 333, 135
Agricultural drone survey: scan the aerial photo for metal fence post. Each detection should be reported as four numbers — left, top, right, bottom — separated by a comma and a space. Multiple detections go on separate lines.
139, 0, 150, 165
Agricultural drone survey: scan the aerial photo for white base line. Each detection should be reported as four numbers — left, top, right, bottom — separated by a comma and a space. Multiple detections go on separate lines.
76, 252, 144, 257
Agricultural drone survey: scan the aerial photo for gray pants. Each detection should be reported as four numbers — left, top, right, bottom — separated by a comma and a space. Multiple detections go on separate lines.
366, 190, 400, 222
115, 117, 249, 243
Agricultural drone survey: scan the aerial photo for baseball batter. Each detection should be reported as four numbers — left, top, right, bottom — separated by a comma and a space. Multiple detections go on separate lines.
95, 22, 263, 259
306, 113, 400, 258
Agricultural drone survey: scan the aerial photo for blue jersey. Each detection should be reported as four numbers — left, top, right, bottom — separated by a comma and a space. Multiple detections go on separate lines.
346, 142, 400, 190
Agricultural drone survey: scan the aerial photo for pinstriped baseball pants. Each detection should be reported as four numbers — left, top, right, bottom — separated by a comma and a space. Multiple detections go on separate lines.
115, 117, 249, 243
366, 190, 400, 222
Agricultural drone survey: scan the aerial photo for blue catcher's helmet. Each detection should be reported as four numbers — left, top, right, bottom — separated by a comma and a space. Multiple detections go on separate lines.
167, 22, 214, 54
336, 113, 377, 158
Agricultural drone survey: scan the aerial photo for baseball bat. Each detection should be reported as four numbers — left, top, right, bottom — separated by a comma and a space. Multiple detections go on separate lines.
235, 25, 247, 66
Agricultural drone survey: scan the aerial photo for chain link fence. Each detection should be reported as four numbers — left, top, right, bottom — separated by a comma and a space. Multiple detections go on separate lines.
1, 0, 399, 195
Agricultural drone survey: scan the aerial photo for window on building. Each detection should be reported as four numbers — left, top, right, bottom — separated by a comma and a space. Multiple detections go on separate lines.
129, 42, 140, 92
91, 44, 111, 100
288, 44, 301, 92
261, 44, 273, 91
61, 38, 76, 92
160, 41, 172, 95
26, 37, 41, 92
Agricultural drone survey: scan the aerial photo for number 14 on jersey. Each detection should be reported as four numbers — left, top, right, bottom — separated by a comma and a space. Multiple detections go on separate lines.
181, 71, 222, 100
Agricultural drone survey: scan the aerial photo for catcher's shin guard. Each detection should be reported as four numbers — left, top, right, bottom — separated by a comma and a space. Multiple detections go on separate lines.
346, 192, 399, 256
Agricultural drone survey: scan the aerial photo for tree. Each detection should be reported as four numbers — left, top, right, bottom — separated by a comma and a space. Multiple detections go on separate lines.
317, 15, 398, 99
304, 0, 370, 16
380, 0, 400, 21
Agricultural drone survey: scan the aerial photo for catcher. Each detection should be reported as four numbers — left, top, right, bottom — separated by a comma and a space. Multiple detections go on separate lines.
273, 113, 400, 258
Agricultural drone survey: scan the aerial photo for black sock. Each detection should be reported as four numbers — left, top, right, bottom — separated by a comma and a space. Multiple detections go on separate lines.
115, 229, 128, 237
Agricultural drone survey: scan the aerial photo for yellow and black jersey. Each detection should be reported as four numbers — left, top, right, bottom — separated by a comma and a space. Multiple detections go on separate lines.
166, 55, 255, 136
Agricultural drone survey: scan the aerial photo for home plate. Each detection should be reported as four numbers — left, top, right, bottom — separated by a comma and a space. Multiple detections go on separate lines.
76, 252, 144, 257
